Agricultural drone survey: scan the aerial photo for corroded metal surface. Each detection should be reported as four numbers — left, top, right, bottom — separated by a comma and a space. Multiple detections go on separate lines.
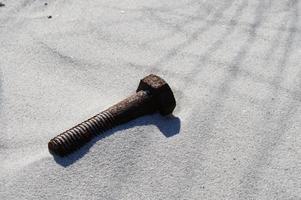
48, 74, 176, 156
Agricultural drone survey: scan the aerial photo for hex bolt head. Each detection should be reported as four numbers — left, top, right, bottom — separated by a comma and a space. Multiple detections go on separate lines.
48, 74, 176, 156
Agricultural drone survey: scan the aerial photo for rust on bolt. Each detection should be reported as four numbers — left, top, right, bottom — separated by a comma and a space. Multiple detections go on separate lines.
48, 74, 176, 156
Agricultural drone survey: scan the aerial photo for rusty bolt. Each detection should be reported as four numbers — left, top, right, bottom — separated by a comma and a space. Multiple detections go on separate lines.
48, 74, 176, 156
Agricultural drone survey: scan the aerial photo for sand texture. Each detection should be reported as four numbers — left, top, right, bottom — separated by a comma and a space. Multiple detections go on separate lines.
1, 0, 301, 199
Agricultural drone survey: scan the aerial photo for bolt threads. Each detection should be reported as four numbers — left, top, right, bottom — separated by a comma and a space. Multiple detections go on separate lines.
48, 111, 115, 156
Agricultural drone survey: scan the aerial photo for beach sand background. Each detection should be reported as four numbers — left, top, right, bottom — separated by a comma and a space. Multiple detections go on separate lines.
0, 0, 301, 199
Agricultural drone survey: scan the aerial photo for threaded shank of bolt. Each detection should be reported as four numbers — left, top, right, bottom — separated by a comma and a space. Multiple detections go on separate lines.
48, 111, 115, 156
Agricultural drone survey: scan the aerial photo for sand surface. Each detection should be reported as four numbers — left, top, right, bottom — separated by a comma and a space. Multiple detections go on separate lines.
1, 0, 301, 199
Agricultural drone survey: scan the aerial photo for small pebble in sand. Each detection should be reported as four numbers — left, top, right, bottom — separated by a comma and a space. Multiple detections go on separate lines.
0, 2, 5, 7
48, 15, 52, 19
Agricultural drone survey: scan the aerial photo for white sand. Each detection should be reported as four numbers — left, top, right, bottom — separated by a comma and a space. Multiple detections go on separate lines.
1, 0, 301, 199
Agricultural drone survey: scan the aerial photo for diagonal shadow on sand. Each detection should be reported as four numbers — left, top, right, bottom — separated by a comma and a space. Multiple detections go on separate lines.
52, 114, 181, 167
